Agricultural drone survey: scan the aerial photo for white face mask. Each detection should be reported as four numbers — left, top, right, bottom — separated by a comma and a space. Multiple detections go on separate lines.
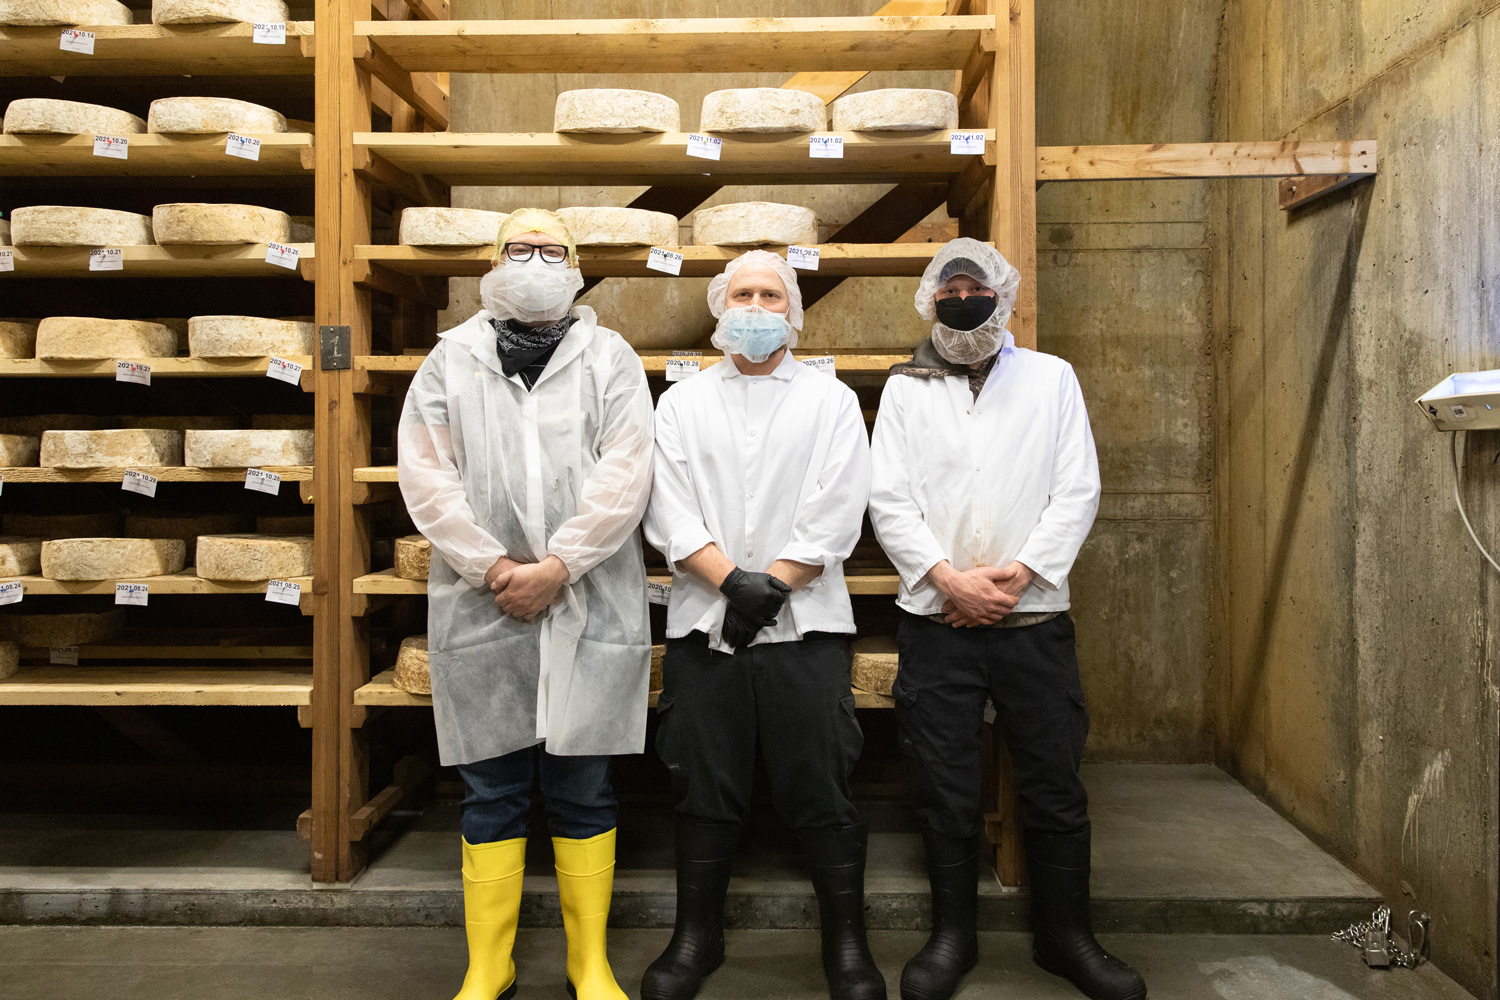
480, 257, 584, 324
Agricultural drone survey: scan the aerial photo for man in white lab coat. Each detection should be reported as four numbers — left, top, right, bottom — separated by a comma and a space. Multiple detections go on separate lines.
641, 250, 881, 1000
397, 208, 653, 1000
869, 239, 1145, 1000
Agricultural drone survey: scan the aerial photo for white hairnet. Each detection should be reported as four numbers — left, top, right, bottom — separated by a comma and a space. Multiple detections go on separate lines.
706, 249, 805, 332
913, 237, 1021, 324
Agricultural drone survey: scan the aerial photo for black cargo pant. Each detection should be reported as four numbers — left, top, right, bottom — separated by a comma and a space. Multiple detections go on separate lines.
654, 630, 864, 830
893, 611, 1090, 838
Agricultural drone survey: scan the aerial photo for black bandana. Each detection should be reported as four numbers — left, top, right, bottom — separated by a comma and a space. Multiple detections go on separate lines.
493, 314, 574, 378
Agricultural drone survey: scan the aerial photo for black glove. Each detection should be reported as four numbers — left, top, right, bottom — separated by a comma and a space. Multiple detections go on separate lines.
721, 605, 773, 651
719, 568, 792, 651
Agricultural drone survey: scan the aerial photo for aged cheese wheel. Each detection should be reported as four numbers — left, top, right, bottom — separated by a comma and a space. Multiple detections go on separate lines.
394, 534, 430, 581
398, 207, 507, 248
393, 634, 430, 695
0, 320, 38, 359
188, 316, 314, 358
558, 207, 677, 247
184, 429, 313, 467
126, 511, 249, 552
0, 434, 39, 466
4, 510, 123, 538
151, 0, 285, 23
256, 514, 313, 534
3, 98, 146, 136
0, 218, 8, 244
35, 317, 177, 360
40, 429, 183, 468
10, 206, 153, 247
700, 88, 826, 133
829, 89, 959, 132
147, 97, 286, 135
0, 641, 16, 681
0, 537, 44, 577
0, 0, 133, 24
650, 643, 665, 692
124, 416, 237, 432
41, 537, 186, 580
851, 636, 898, 696
194, 534, 312, 581
251, 414, 314, 430
0, 415, 113, 436
693, 202, 818, 247
0, 608, 126, 646
152, 203, 290, 245
554, 89, 680, 134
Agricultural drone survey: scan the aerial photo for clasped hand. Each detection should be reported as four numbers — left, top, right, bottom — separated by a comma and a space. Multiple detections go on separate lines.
487, 554, 569, 623
934, 560, 1034, 627
719, 567, 792, 650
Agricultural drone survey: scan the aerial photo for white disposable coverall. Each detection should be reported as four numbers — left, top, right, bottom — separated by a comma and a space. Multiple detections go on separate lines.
397, 305, 655, 765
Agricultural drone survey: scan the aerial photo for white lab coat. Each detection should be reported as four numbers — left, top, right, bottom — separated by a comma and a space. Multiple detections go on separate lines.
397, 306, 654, 765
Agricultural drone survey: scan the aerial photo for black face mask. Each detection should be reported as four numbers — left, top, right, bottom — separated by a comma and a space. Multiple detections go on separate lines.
934, 293, 998, 331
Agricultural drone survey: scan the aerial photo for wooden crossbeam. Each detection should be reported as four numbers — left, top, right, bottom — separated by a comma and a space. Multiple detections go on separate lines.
1037, 140, 1376, 181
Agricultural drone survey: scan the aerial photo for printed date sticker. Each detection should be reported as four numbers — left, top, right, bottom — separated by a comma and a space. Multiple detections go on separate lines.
647, 581, 671, 606
0, 249, 13, 272
809, 135, 845, 159
115, 583, 149, 607
245, 468, 282, 495
59, 29, 95, 54
950, 131, 986, 155
89, 248, 123, 271
266, 356, 303, 385
0, 581, 21, 606
121, 469, 159, 497
50, 646, 79, 666
225, 133, 262, 161
787, 245, 820, 271
93, 134, 128, 159
665, 358, 700, 382
802, 355, 837, 377
265, 242, 300, 270
252, 21, 286, 44
686, 133, 722, 161
115, 360, 151, 385
646, 247, 684, 276
265, 579, 302, 606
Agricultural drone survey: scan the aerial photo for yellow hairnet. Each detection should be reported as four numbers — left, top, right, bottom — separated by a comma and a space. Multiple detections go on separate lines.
494, 207, 577, 265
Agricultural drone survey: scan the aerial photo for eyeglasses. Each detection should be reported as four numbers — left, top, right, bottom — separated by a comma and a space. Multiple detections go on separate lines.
502, 242, 569, 264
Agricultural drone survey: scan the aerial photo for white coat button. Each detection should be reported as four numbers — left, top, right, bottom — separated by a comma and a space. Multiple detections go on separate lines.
750, 429, 757, 437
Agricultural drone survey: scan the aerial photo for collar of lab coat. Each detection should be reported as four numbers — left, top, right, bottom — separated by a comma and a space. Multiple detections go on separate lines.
445, 306, 598, 385
716, 347, 801, 382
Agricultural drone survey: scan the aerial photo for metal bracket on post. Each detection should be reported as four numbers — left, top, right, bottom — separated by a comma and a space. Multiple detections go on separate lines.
320, 325, 352, 371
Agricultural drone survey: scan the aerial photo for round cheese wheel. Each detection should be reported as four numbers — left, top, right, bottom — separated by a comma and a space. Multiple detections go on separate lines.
151, 0, 285, 23
188, 316, 314, 358
147, 97, 287, 135
557, 207, 677, 247
650, 643, 665, 693
194, 534, 312, 581
394, 534, 429, 581
10, 206, 153, 247
554, 89, 680, 134
393, 634, 430, 695
3, 510, 123, 538
126, 511, 251, 554
41, 537, 186, 580
0, 320, 37, 359
829, 89, 960, 132
398, 207, 507, 248
0, 434, 40, 466
3, 98, 145, 136
692, 202, 818, 247
0, 641, 16, 681
152, 203, 290, 245
0, 537, 44, 577
0, 608, 125, 647
183, 428, 313, 467
0, 218, 8, 245
700, 88, 826, 133
35, 317, 177, 360
851, 636, 898, 696
40, 429, 183, 468
0, 0, 132, 24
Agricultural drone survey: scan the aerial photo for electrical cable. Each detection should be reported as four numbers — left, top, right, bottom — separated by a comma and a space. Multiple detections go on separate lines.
1451, 431, 1500, 575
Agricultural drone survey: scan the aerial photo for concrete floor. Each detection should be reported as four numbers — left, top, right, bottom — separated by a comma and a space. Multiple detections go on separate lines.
0, 926, 1477, 999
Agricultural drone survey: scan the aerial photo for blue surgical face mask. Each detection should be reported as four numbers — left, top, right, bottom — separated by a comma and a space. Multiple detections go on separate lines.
712, 305, 792, 363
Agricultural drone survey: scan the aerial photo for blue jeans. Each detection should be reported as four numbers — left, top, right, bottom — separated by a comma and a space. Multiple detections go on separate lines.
456, 744, 616, 844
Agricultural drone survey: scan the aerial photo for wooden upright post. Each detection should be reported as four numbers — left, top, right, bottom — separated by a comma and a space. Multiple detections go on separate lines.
1004, 0, 1036, 349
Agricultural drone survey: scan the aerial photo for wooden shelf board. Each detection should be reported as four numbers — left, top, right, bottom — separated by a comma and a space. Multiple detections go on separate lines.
19, 643, 313, 660
1, 573, 313, 598
0, 665, 312, 706
1036, 140, 1377, 181
0, 466, 313, 483
358, 243, 951, 278
357, 15, 992, 74
0, 22, 315, 77
355, 348, 906, 380
0, 244, 315, 278
352, 567, 898, 596
358, 130, 991, 185
0, 134, 313, 177
0, 357, 312, 377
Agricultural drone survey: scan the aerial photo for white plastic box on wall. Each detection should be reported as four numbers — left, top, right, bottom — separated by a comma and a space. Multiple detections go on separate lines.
1416, 370, 1500, 431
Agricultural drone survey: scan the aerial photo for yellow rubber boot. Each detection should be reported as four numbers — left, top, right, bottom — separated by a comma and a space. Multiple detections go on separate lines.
453, 837, 527, 1000
552, 829, 629, 1000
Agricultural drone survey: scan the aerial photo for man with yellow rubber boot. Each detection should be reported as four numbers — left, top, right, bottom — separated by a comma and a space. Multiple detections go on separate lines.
396, 208, 656, 1000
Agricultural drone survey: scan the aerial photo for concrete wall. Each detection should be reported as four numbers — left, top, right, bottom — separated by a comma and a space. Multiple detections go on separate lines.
1212, 2, 1500, 994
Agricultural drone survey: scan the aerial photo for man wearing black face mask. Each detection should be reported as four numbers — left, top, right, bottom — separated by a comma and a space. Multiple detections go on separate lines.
867, 239, 1145, 1000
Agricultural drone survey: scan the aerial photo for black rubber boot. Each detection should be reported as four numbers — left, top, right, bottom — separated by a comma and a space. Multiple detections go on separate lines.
1026, 827, 1146, 1000
899, 830, 979, 1000
640, 818, 740, 1000
800, 823, 888, 1000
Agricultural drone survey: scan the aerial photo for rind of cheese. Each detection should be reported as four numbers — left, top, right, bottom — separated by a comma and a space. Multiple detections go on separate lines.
3, 98, 146, 135
10, 206, 153, 247
194, 533, 313, 581
394, 534, 429, 581
147, 97, 286, 135
0, 641, 16, 681
0, 434, 40, 466
398, 207, 507, 248
183, 429, 313, 467
0, 608, 126, 647
700, 88, 826, 133
151, 0, 286, 23
557, 207, 678, 247
0, 320, 38, 359
0, 218, 8, 245
40, 428, 183, 468
152, 203, 290, 246
554, 89, 680, 134
393, 634, 430, 695
851, 635, 898, 696
3, 510, 123, 538
41, 537, 186, 580
692, 202, 819, 247
829, 89, 960, 132
0, 536, 44, 576
188, 316, 314, 358
650, 643, 665, 693
34, 317, 177, 360
125, 511, 250, 552
0, 0, 133, 24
